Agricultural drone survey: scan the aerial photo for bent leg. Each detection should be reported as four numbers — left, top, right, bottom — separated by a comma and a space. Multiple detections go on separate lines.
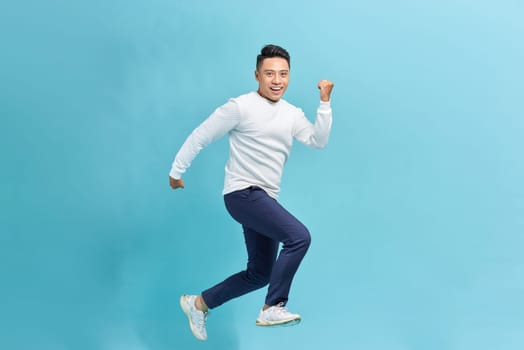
224, 187, 311, 306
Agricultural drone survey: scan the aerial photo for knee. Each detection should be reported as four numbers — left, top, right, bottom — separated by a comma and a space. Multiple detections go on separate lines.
300, 228, 311, 250
288, 226, 311, 252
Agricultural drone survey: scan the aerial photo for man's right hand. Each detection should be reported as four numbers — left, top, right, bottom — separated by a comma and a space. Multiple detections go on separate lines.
169, 176, 185, 190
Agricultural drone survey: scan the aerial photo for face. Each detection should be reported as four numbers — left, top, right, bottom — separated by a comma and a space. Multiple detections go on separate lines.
255, 57, 290, 102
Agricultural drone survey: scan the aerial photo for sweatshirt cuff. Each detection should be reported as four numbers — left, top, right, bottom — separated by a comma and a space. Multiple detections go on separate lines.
318, 100, 331, 110
169, 168, 182, 180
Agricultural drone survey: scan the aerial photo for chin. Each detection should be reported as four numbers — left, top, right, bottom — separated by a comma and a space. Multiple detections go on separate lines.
269, 93, 284, 101
258, 89, 283, 102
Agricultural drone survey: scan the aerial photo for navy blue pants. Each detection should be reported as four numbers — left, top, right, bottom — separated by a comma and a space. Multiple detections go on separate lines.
201, 186, 311, 308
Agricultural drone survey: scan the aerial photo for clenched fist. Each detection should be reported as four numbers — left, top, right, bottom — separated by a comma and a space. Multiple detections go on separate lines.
169, 176, 185, 190
318, 80, 334, 102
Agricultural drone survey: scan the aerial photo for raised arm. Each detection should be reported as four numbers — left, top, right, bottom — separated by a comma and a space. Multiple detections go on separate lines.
293, 80, 335, 148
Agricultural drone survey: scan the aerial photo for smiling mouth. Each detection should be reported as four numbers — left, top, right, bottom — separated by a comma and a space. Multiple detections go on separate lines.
270, 87, 282, 92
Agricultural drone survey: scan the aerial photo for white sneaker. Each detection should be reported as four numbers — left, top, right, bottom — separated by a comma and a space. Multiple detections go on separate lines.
180, 295, 208, 341
255, 302, 301, 327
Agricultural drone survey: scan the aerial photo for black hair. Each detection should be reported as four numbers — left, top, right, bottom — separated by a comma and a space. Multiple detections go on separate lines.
256, 44, 290, 71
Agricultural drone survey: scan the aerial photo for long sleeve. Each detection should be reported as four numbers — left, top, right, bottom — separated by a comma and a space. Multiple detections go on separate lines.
293, 101, 333, 148
169, 100, 240, 179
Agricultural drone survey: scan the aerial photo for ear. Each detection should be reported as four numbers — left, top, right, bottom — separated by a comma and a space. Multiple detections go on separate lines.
254, 70, 260, 82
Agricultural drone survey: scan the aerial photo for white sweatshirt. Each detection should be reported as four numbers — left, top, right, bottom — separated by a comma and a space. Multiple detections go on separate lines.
170, 91, 332, 199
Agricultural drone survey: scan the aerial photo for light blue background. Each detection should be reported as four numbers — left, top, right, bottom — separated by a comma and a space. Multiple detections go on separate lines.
1, 0, 523, 349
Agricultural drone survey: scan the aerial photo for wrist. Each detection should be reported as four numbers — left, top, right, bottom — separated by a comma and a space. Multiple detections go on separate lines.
320, 93, 331, 102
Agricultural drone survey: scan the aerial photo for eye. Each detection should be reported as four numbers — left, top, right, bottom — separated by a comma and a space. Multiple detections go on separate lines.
280, 72, 288, 78
266, 72, 274, 77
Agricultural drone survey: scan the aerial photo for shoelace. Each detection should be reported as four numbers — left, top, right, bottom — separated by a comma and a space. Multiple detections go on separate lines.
271, 302, 291, 316
195, 311, 208, 327
190, 305, 208, 328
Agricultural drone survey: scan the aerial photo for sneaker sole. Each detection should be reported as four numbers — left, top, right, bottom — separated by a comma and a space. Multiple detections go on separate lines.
180, 296, 207, 341
255, 317, 301, 327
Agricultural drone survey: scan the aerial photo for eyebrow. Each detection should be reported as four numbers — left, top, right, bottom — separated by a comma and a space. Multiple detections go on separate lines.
263, 69, 289, 72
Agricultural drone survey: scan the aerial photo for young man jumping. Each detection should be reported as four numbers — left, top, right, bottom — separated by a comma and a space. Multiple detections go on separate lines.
169, 44, 334, 341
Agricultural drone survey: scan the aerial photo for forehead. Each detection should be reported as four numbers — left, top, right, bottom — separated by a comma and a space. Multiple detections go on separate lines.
259, 57, 289, 71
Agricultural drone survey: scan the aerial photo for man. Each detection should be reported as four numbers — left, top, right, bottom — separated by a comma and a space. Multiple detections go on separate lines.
169, 44, 334, 341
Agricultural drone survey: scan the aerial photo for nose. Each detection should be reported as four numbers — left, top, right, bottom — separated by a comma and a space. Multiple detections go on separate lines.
273, 74, 281, 84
